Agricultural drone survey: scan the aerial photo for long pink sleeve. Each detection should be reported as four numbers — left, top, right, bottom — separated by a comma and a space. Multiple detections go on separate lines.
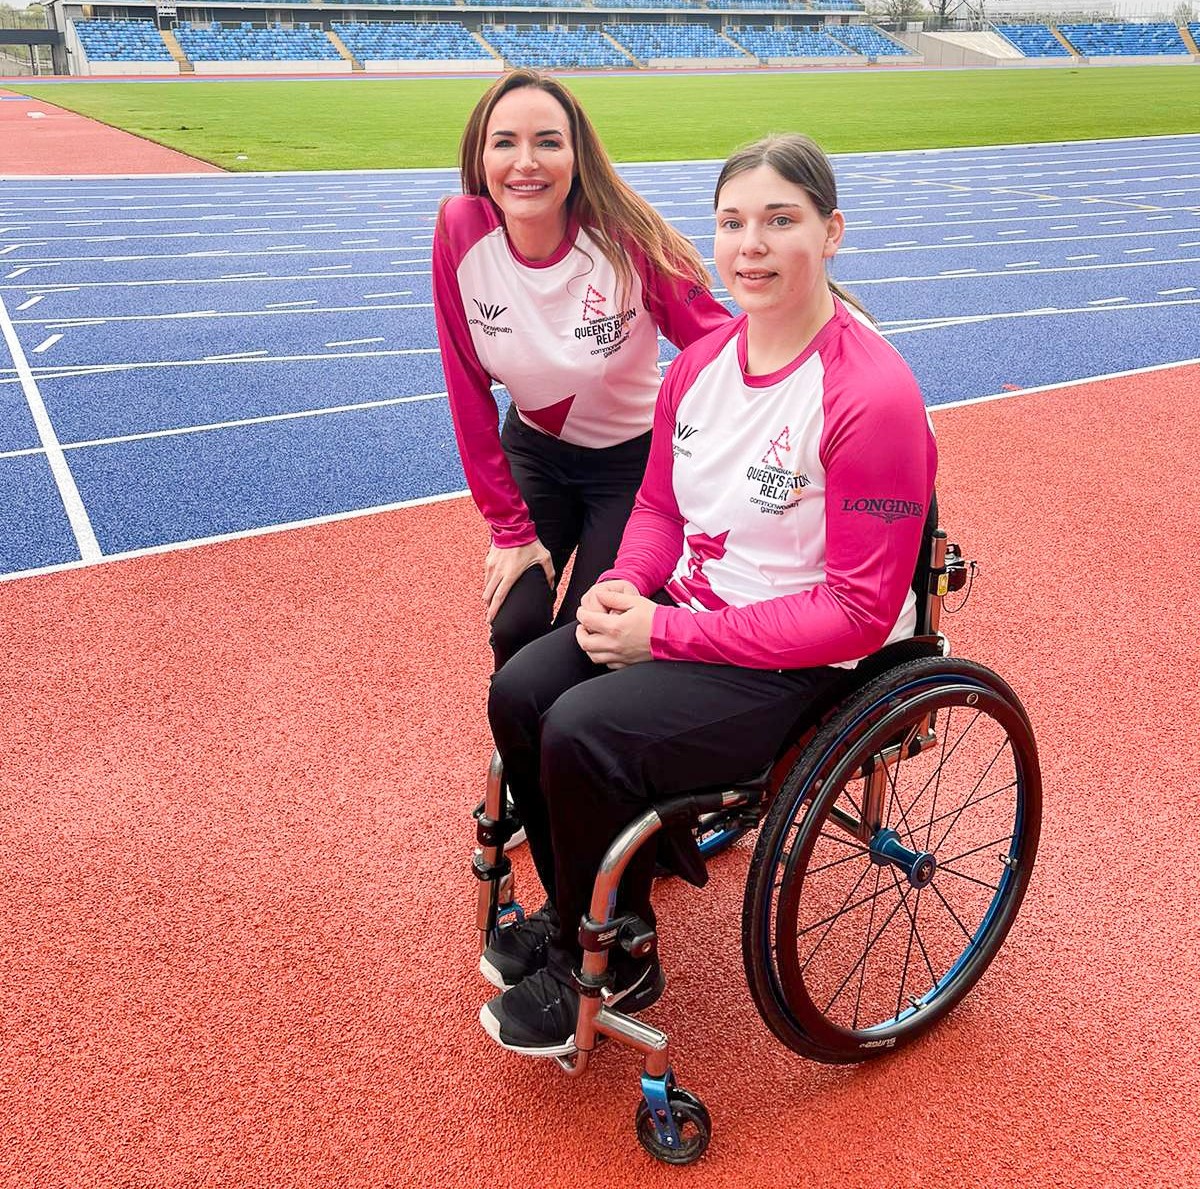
634, 245, 731, 350
651, 359, 936, 669
431, 204, 536, 549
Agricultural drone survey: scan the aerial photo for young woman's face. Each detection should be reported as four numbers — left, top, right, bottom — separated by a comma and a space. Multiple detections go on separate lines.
714, 164, 844, 320
482, 87, 576, 233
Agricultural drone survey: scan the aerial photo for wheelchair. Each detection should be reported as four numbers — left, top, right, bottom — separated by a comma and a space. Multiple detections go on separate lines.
471, 503, 1041, 1165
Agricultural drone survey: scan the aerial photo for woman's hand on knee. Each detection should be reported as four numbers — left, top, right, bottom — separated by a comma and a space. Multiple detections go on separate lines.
575, 587, 655, 668
483, 539, 555, 623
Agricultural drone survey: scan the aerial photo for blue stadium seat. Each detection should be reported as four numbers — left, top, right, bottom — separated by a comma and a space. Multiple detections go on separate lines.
332, 21, 492, 61
73, 19, 173, 63
993, 24, 1071, 57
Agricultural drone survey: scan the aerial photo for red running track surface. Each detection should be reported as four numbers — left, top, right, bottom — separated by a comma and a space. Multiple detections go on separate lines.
2, 366, 1198, 1187
0, 88, 224, 174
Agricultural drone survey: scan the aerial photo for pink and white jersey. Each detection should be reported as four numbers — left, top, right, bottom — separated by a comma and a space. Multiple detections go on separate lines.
432, 195, 730, 547
604, 302, 938, 670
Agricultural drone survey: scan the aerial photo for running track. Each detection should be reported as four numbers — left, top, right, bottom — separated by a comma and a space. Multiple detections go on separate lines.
2, 121, 1199, 1187
1, 133, 1197, 579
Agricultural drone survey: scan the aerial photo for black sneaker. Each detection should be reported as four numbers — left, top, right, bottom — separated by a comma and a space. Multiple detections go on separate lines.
479, 904, 559, 989
479, 958, 666, 1058
473, 790, 526, 849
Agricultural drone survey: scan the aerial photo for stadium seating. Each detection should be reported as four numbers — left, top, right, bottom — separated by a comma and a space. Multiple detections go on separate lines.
709, 0, 793, 9
465, 0, 586, 6
73, 19, 173, 62
1056, 22, 1188, 56
592, 0, 703, 8
993, 24, 1071, 57
332, 21, 493, 61
479, 23, 628, 66
605, 22, 744, 59
175, 22, 342, 61
828, 24, 914, 55
727, 24, 852, 57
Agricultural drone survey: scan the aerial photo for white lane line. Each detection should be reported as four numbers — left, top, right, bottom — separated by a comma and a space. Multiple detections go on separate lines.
880, 295, 1196, 335
0, 245, 20, 256
932, 357, 1200, 414
5, 345, 439, 384
6, 268, 30, 279
1066, 254, 1100, 260
203, 350, 270, 361
363, 291, 412, 298
341, 238, 379, 245
15, 301, 430, 328
1181, 241, 1200, 247
1158, 287, 1195, 295
32, 334, 62, 353
885, 240, 919, 247
310, 265, 352, 271
16, 295, 43, 311
0, 489, 469, 585
38, 389, 448, 455
0, 296, 100, 563
1124, 248, 1155, 254
265, 299, 318, 308
325, 337, 384, 348
1004, 261, 1040, 268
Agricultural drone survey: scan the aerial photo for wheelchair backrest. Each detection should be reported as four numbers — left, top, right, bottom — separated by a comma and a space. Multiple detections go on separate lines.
912, 492, 941, 639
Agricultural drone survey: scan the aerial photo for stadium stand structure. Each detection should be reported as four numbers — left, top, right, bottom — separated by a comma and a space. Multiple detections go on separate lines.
827, 23, 914, 55
726, 24, 854, 59
993, 23, 1072, 57
47, 0, 1200, 77
72, 17, 172, 66
1056, 21, 1190, 57
604, 21, 748, 62
332, 20, 495, 67
480, 23, 629, 66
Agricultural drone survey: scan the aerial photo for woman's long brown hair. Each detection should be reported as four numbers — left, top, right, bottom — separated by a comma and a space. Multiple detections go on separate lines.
459, 69, 709, 304
714, 133, 872, 321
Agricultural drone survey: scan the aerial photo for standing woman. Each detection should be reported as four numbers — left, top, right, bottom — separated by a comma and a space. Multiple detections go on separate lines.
479, 134, 938, 1055
432, 69, 729, 673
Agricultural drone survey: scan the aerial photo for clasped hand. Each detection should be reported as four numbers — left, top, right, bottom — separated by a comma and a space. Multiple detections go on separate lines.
575, 580, 655, 668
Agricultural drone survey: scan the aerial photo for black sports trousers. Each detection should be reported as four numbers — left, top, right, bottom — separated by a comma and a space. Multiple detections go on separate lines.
489, 406, 651, 670
487, 619, 847, 961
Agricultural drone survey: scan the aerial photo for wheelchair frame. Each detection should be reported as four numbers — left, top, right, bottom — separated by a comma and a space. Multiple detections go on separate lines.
470, 513, 1041, 1165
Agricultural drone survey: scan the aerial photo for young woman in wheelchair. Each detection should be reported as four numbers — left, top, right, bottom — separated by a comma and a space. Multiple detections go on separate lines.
481, 133, 938, 1057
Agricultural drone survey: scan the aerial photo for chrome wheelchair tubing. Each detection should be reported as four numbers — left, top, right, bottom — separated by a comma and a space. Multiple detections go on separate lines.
473, 749, 510, 951
563, 790, 754, 1076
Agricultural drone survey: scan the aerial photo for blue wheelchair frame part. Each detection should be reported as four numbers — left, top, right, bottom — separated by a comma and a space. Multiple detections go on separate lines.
639, 1069, 682, 1151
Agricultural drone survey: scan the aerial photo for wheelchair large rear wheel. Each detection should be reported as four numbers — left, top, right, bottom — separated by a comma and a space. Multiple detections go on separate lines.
743, 657, 1040, 1064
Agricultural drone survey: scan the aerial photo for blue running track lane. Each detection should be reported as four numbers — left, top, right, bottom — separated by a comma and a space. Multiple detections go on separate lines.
1, 134, 1198, 578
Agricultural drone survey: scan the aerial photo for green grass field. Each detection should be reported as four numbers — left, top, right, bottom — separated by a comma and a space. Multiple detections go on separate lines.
12, 65, 1200, 171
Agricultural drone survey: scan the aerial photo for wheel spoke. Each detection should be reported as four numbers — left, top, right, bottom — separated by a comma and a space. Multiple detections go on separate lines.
909, 779, 1018, 838
820, 887, 913, 1018
932, 737, 1011, 854
890, 708, 982, 843
939, 834, 1015, 868
936, 864, 1001, 894
852, 863, 885, 1029
927, 878, 975, 941
796, 862, 877, 965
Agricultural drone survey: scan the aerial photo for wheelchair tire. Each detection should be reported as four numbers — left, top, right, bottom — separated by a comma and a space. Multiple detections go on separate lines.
742, 656, 1041, 1065
635, 1086, 711, 1165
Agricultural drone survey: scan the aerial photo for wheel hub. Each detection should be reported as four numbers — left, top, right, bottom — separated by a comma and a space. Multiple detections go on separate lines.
869, 828, 937, 889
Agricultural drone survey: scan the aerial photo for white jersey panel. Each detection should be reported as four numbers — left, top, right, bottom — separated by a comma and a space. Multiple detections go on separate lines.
456, 226, 663, 448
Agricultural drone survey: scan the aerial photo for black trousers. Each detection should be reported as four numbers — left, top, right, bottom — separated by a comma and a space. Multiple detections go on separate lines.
487, 619, 847, 961
489, 407, 651, 670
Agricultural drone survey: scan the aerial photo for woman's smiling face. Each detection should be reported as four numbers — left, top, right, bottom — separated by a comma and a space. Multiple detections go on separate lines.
713, 164, 844, 320
482, 86, 576, 238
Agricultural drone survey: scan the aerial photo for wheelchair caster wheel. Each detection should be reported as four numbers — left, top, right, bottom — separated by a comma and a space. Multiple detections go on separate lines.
635, 1087, 711, 1165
